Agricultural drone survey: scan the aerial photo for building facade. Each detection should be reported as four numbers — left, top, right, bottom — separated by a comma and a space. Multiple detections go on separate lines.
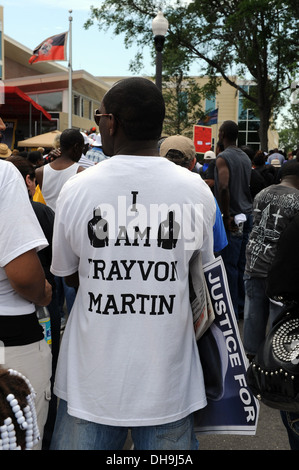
195, 76, 278, 153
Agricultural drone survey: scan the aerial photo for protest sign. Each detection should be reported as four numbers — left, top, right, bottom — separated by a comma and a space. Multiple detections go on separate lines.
193, 125, 212, 154
194, 256, 260, 435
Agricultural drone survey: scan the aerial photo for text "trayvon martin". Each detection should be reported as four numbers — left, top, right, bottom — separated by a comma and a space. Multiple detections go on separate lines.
87, 258, 178, 315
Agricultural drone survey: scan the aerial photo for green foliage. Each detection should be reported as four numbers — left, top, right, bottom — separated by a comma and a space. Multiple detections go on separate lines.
85, 0, 299, 150
162, 72, 210, 137
278, 103, 299, 151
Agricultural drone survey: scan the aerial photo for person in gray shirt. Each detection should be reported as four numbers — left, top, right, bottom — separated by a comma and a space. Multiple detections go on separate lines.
214, 120, 253, 320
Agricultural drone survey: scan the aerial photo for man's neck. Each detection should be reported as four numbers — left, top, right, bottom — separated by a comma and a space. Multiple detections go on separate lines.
114, 140, 160, 157
51, 153, 77, 169
279, 177, 299, 190
224, 142, 237, 150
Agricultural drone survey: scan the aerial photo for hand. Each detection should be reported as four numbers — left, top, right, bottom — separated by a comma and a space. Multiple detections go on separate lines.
223, 216, 238, 232
44, 148, 61, 163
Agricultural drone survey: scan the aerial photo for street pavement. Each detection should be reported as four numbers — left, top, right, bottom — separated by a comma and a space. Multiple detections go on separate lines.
124, 402, 291, 451
196, 402, 290, 450
123, 403, 291, 451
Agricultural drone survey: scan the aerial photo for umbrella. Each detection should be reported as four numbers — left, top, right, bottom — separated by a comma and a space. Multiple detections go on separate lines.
18, 130, 61, 148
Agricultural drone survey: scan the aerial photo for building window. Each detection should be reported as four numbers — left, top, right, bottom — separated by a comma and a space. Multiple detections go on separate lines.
82, 98, 93, 119
178, 91, 188, 120
238, 85, 260, 151
88, 101, 93, 120
73, 94, 81, 116
29, 92, 63, 112
205, 94, 216, 112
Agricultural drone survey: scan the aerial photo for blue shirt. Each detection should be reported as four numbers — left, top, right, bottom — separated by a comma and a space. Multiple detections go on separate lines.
85, 147, 109, 164
213, 199, 228, 253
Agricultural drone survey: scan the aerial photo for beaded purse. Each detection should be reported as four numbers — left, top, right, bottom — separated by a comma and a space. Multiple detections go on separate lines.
246, 303, 299, 412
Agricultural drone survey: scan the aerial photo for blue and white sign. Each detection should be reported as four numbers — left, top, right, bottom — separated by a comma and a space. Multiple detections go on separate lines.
194, 256, 260, 435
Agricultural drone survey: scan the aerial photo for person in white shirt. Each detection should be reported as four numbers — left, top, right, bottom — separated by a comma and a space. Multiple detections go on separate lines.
35, 129, 85, 326
35, 129, 85, 212
0, 160, 52, 449
50, 77, 216, 450
85, 133, 108, 164
78, 131, 95, 168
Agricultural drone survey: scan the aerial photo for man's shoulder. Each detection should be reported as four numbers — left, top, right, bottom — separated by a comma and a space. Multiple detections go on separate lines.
267, 184, 299, 195
217, 146, 251, 166
0, 159, 16, 181
217, 147, 237, 159
0, 159, 27, 190
254, 184, 299, 204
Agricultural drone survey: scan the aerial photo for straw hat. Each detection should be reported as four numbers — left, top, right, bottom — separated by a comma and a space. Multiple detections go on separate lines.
0, 143, 12, 159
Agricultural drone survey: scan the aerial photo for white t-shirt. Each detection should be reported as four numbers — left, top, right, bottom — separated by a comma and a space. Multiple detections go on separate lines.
51, 155, 216, 426
0, 160, 48, 315
42, 162, 80, 211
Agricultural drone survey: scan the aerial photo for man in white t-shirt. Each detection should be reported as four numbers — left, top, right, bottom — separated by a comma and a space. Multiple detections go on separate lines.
50, 77, 216, 450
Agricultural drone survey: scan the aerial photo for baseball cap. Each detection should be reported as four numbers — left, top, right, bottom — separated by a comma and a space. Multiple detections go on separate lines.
160, 135, 196, 162
204, 150, 216, 160
271, 158, 281, 167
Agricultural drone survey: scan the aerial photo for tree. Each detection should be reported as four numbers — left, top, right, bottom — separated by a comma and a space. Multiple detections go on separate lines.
278, 102, 299, 152
162, 71, 220, 137
85, 0, 299, 151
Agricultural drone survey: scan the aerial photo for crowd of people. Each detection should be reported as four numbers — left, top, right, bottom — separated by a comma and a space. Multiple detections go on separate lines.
0, 76, 299, 450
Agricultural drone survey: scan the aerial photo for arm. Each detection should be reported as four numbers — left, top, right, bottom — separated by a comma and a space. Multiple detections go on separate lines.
215, 157, 235, 231
204, 178, 215, 189
35, 166, 43, 190
5, 249, 52, 306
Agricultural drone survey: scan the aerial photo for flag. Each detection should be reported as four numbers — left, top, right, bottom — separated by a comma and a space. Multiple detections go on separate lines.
29, 32, 68, 65
197, 108, 218, 126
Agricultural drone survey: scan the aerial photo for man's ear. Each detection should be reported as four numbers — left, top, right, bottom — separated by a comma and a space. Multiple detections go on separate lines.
109, 114, 118, 136
74, 142, 82, 156
25, 174, 31, 188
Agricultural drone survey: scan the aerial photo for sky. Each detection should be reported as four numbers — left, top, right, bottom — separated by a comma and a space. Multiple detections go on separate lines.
1, 0, 156, 77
